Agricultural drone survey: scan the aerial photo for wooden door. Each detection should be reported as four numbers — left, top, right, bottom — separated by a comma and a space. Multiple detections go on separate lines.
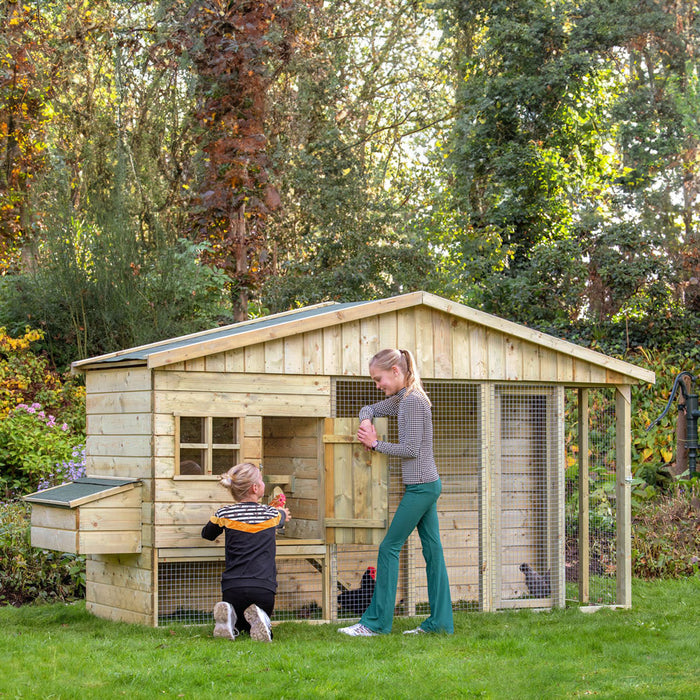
323, 417, 389, 545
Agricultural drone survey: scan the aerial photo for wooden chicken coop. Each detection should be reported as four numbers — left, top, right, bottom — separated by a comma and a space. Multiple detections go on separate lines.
25, 291, 654, 626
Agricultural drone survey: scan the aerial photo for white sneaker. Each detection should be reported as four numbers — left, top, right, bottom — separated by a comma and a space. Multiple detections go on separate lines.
244, 604, 272, 642
338, 622, 378, 637
213, 601, 237, 640
403, 626, 427, 635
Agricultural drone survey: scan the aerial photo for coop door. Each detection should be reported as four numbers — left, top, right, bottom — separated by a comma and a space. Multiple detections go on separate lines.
493, 386, 562, 607
323, 417, 389, 545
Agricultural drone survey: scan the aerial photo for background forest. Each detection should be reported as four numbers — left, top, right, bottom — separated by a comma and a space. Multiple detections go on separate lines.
1, 0, 699, 369
1, 0, 700, 602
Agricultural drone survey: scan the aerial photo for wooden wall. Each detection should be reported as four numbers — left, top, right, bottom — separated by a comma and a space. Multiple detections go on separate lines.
84, 368, 154, 625
160, 308, 622, 385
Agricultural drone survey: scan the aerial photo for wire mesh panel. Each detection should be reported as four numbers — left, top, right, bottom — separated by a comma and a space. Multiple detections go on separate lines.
494, 386, 558, 606
565, 387, 618, 606
333, 379, 481, 618
157, 557, 327, 626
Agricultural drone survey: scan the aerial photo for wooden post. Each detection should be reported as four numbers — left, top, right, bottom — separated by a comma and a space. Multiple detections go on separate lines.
479, 384, 494, 612
615, 385, 632, 608
578, 388, 590, 604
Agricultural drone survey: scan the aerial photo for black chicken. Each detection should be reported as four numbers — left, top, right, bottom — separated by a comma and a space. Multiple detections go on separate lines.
519, 563, 551, 597
337, 566, 376, 615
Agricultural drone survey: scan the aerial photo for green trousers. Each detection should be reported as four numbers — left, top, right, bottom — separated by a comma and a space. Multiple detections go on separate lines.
360, 479, 454, 634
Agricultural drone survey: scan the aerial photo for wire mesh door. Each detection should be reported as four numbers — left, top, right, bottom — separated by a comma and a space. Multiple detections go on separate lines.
333, 379, 481, 619
565, 387, 619, 606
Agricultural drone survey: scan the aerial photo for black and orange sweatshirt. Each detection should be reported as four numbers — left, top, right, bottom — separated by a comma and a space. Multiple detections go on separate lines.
202, 502, 287, 593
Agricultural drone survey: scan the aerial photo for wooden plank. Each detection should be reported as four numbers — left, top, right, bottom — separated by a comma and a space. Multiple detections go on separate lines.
578, 388, 590, 604
30, 526, 78, 553
469, 324, 487, 380
244, 344, 265, 373
86, 434, 152, 458
414, 307, 434, 376
263, 338, 284, 374
79, 531, 141, 554
86, 558, 153, 592
87, 391, 152, 415
360, 317, 379, 372
204, 352, 226, 372
86, 580, 152, 615
87, 601, 154, 626
396, 307, 416, 356
322, 325, 342, 375
522, 342, 540, 381
31, 505, 77, 530
283, 334, 304, 375
86, 368, 152, 394
341, 321, 361, 376
87, 413, 152, 436
78, 507, 142, 531
616, 385, 632, 608
86, 455, 153, 479
504, 336, 521, 381
487, 330, 505, 380
154, 391, 331, 417
225, 348, 245, 372
432, 311, 453, 379
184, 357, 205, 371
378, 312, 398, 350
451, 318, 471, 380
303, 329, 324, 375
154, 371, 330, 395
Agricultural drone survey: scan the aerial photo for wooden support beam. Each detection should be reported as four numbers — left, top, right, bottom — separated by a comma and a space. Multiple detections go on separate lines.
615, 385, 632, 608
578, 388, 590, 604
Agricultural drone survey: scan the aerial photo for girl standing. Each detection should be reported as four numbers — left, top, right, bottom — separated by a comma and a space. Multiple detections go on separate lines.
338, 348, 453, 636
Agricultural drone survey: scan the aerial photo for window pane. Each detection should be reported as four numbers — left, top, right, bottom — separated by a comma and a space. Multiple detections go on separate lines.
181, 417, 204, 443
180, 448, 205, 475
212, 417, 235, 444
212, 449, 237, 475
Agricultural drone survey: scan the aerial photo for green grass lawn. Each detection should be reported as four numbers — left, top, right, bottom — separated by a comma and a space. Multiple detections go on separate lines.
2, 578, 699, 699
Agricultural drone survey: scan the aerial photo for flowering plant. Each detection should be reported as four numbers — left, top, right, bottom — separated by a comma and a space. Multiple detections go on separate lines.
0, 402, 81, 497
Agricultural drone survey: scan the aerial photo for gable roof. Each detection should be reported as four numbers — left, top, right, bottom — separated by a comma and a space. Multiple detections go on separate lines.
71, 291, 655, 384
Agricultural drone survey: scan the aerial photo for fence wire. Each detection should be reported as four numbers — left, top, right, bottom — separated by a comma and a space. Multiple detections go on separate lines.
157, 381, 618, 626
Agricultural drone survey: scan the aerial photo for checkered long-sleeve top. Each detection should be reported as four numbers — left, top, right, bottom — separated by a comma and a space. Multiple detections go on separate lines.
359, 387, 439, 485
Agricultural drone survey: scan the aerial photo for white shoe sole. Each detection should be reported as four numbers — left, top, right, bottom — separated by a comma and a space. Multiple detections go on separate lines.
245, 605, 272, 642
213, 602, 237, 640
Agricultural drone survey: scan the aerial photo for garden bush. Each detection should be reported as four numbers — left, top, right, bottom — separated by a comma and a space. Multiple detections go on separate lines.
632, 482, 700, 579
0, 500, 85, 605
0, 328, 85, 498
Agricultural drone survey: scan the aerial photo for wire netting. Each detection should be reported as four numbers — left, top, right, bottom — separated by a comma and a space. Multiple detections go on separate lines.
157, 381, 619, 626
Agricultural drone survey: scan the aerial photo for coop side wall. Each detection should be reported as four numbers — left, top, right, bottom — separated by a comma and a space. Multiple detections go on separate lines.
84, 367, 155, 625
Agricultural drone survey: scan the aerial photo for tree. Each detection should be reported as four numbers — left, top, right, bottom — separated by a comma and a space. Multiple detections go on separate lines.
179, 0, 297, 320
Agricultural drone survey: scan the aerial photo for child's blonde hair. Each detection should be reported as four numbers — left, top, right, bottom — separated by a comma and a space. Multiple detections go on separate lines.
369, 348, 431, 406
219, 462, 261, 502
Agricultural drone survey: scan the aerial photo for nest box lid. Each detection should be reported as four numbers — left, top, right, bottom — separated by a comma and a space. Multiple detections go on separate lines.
24, 476, 141, 509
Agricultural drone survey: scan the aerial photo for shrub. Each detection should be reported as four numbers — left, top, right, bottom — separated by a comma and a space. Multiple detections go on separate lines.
0, 327, 85, 429
632, 483, 700, 579
0, 500, 85, 605
0, 403, 82, 498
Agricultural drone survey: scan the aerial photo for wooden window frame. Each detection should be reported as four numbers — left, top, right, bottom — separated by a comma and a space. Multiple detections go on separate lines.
174, 415, 242, 478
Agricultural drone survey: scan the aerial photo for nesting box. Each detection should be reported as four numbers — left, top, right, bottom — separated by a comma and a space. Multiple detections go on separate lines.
25, 291, 654, 626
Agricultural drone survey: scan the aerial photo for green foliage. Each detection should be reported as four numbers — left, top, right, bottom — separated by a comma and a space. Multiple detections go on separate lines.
0, 500, 85, 605
0, 403, 80, 497
0, 230, 232, 369
0, 326, 85, 424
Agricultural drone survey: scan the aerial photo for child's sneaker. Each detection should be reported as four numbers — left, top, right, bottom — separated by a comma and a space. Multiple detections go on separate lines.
338, 622, 378, 636
213, 601, 237, 640
244, 604, 272, 642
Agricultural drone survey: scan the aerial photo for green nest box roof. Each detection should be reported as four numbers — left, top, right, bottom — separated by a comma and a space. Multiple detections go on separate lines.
24, 477, 141, 509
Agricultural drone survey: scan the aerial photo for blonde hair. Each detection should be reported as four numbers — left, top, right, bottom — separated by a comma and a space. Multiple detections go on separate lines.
369, 348, 431, 406
219, 462, 260, 502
